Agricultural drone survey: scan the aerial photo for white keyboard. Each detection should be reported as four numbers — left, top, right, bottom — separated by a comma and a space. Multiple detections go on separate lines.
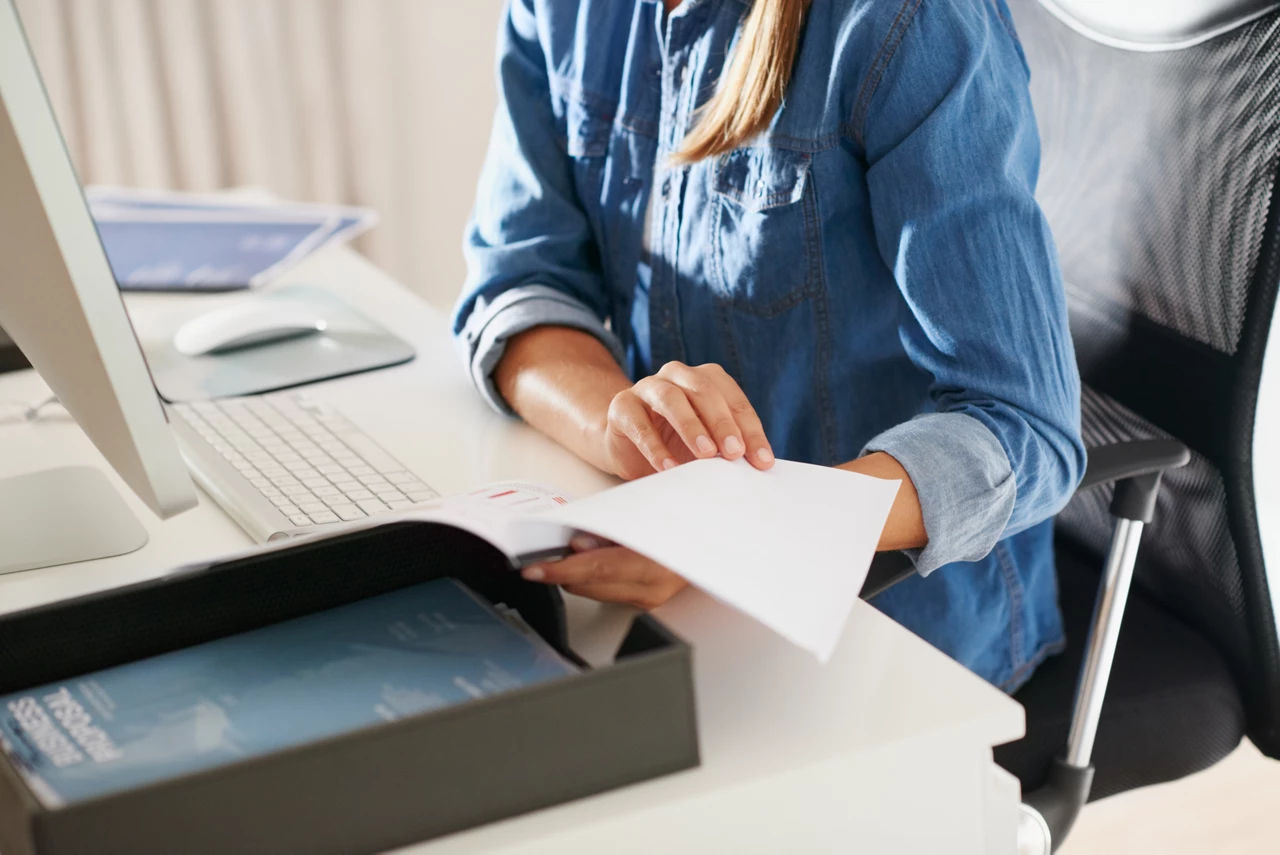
169, 393, 439, 541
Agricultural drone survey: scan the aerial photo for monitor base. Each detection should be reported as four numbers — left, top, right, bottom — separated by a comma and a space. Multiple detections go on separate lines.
0, 466, 148, 575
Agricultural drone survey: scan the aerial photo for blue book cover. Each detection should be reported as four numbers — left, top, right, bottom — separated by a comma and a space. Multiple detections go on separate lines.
0, 579, 577, 807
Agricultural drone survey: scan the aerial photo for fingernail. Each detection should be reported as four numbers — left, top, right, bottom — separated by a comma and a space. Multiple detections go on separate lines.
571, 534, 603, 551
695, 435, 715, 455
756, 447, 774, 465
724, 436, 744, 456
522, 565, 546, 581
662, 458, 676, 470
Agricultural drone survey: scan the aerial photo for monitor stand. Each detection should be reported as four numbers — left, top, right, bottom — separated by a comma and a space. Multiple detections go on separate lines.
0, 466, 148, 575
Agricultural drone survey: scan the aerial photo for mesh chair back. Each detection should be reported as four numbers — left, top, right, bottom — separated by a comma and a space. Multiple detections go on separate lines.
1005, 0, 1280, 757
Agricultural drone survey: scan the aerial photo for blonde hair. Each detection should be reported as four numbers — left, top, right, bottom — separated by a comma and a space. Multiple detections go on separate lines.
672, 0, 811, 164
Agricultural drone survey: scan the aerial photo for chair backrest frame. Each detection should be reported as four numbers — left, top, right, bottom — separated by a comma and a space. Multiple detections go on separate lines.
1007, 0, 1280, 759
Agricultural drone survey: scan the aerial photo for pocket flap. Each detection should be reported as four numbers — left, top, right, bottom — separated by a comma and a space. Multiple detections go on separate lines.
713, 147, 811, 210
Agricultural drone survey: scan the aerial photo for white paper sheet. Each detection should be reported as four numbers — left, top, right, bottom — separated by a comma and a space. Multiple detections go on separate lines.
533, 458, 901, 662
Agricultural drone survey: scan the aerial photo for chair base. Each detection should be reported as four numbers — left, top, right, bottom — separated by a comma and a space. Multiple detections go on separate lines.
997, 537, 1245, 800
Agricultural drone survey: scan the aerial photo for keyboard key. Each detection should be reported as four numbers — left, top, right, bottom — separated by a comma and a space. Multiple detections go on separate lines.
406, 489, 438, 502
346, 464, 375, 477
385, 471, 417, 485
279, 504, 302, 517
345, 488, 374, 501
312, 485, 340, 498
386, 499, 414, 510
375, 488, 405, 502
337, 433, 403, 472
356, 498, 389, 515
288, 513, 312, 526
268, 494, 293, 508
298, 502, 328, 514
331, 504, 366, 521
308, 510, 340, 524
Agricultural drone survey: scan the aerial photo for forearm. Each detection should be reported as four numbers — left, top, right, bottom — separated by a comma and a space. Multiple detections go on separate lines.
837, 452, 927, 552
494, 325, 631, 474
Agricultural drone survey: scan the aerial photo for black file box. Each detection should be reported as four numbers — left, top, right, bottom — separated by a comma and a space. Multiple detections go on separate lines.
0, 521, 700, 855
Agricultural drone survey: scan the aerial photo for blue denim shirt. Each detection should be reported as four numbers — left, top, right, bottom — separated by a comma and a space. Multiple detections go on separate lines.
454, 0, 1086, 691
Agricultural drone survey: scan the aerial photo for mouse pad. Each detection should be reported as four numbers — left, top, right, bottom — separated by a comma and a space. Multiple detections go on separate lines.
145, 285, 416, 402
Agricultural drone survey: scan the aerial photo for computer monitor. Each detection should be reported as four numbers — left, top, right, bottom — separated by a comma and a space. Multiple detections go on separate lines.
0, 0, 197, 573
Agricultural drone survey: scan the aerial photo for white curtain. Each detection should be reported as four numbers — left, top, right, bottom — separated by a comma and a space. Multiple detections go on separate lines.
13, 0, 507, 311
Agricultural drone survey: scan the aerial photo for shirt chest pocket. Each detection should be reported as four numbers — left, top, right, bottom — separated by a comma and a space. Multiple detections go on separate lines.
710, 146, 822, 317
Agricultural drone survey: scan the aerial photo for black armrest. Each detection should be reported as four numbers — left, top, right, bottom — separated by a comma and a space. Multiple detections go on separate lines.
1077, 439, 1190, 491
858, 439, 1191, 600
1077, 439, 1190, 523
859, 550, 915, 600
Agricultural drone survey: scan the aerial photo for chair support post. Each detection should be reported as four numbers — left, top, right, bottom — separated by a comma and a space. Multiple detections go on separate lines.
1065, 517, 1145, 768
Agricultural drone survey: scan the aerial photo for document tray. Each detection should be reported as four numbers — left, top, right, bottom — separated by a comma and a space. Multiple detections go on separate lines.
0, 520, 700, 855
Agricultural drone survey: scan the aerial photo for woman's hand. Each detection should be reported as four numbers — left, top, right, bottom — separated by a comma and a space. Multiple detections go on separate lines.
522, 535, 688, 611
603, 361, 774, 481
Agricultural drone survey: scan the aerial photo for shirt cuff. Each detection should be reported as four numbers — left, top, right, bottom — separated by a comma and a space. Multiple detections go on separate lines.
456, 284, 625, 416
861, 412, 1016, 576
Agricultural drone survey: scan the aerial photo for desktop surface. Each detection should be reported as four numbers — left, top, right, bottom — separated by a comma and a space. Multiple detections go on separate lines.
0, 246, 1024, 854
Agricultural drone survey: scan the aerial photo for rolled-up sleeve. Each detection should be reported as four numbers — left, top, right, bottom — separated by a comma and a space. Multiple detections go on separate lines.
458, 284, 624, 415
452, 0, 619, 414
857, 0, 1086, 574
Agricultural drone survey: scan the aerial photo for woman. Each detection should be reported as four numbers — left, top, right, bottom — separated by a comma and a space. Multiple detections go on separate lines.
454, 0, 1085, 692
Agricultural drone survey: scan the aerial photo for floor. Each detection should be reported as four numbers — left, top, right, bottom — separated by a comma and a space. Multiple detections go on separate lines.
1060, 741, 1280, 854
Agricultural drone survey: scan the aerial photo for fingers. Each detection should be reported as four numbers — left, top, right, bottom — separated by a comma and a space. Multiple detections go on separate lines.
657, 362, 774, 469
632, 377, 719, 461
604, 362, 775, 478
607, 391, 680, 473
714, 373, 774, 470
569, 533, 615, 552
562, 577, 687, 611
521, 547, 688, 611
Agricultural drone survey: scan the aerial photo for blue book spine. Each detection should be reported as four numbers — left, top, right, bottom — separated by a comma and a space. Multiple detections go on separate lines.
0, 579, 576, 806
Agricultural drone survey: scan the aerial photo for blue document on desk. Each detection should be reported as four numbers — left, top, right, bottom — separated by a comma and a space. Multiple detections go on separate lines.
93, 217, 334, 291
0, 579, 576, 807
87, 187, 375, 291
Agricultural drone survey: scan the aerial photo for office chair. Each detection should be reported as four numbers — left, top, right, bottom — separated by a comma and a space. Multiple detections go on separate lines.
864, 1, 1280, 851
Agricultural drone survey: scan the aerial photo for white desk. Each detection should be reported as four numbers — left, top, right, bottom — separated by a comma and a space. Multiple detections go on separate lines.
0, 249, 1025, 855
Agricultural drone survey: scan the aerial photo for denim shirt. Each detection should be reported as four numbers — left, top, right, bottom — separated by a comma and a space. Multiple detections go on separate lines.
454, 0, 1086, 691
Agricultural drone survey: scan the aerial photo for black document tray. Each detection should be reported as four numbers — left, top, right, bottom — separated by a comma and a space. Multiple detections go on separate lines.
0, 521, 699, 855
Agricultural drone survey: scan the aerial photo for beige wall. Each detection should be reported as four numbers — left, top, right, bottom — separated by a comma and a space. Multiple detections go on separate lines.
13, 0, 508, 312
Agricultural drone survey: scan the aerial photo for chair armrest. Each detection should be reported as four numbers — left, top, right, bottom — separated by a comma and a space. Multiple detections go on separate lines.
859, 551, 915, 600
858, 439, 1191, 601
1077, 439, 1191, 523
1078, 439, 1191, 491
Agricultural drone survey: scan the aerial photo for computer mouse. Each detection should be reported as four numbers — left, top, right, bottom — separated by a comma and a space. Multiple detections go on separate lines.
172, 301, 329, 356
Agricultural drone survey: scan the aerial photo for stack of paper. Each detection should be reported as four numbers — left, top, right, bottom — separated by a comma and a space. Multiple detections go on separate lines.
87, 186, 376, 291
537, 458, 902, 662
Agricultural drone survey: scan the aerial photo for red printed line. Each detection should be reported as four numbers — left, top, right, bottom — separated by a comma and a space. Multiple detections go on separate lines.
488, 489, 517, 499
552, 496, 567, 504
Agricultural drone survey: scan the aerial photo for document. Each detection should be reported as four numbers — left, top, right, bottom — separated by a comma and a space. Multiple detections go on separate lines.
535, 458, 901, 662
86, 186, 376, 291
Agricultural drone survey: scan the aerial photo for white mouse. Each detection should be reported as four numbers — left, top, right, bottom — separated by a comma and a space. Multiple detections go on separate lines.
172, 301, 329, 357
